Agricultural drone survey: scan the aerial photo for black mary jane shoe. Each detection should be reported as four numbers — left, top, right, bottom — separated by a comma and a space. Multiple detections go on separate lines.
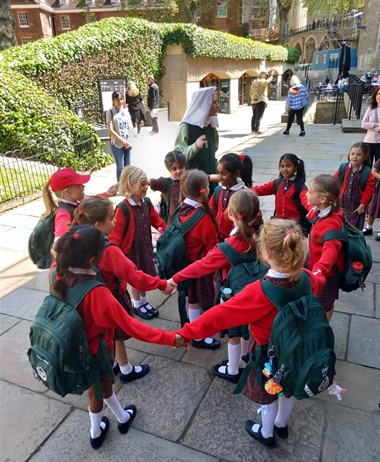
118, 405, 137, 434
141, 302, 159, 317
134, 306, 154, 320
245, 420, 276, 449
212, 363, 242, 383
191, 339, 221, 350
120, 364, 150, 383
90, 417, 110, 450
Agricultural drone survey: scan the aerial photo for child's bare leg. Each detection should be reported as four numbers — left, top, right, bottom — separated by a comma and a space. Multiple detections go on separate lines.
115, 340, 150, 383
326, 305, 334, 322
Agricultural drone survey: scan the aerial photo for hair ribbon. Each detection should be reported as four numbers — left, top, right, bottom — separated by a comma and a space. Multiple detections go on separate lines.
240, 155, 246, 162
73, 233, 79, 240
56, 274, 63, 281
200, 188, 206, 194
237, 214, 244, 220
287, 230, 293, 235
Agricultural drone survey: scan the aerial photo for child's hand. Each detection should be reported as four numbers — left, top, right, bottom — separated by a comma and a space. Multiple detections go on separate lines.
354, 203, 366, 215
164, 281, 177, 295
173, 334, 188, 348
107, 183, 119, 197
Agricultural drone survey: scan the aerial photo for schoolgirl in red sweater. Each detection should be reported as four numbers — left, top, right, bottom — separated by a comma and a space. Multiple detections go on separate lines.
169, 189, 263, 381
52, 226, 185, 449
333, 142, 375, 231
148, 150, 187, 224
178, 169, 219, 349
73, 197, 176, 384
209, 153, 253, 241
253, 153, 311, 233
109, 166, 167, 319
177, 219, 325, 449
306, 174, 345, 321
41, 167, 117, 240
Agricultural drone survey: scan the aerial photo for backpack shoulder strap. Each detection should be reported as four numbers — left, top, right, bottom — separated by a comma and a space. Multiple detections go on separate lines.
359, 166, 371, 192
260, 271, 311, 311
322, 221, 348, 244
273, 177, 282, 195
217, 241, 257, 266
213, 186, 222, 209
56, 203, 75, 218
143, 196, 152, 210
172, 207, 207, 235
49, 267, 104, 307
163, 177, 172, 206
338, 163, 348, 185
117, 200, 131, 237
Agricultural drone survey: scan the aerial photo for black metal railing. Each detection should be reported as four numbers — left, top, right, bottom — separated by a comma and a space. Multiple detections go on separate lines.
0, 137, 95, 208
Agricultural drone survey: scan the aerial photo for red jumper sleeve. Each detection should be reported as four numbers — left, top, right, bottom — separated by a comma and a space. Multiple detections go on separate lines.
102, 245, 167, 291
360, 172, 375, 207
54, 208, 73, 240
108, 204, 127, 247
312, 240, 343, 276
149, 203, 168, 231
87, 287, 176, 346
252, 179, 276, 196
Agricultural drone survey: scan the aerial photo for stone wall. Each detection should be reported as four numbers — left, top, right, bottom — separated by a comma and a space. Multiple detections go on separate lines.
357, 0, 380, 73
315, 101, 347, 124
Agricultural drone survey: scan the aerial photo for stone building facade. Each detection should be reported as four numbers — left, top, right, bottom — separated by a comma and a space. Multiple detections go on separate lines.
356, 0, 380, 73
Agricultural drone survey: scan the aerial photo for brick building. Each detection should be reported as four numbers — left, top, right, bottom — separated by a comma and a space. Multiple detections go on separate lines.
10, 0, 243, 46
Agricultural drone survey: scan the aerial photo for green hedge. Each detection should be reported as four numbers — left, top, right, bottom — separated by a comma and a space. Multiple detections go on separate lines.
0, 66, 110, 170
0, 18, 298, 170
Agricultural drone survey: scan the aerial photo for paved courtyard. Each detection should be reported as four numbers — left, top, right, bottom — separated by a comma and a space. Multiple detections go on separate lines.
1, 103, 379, 461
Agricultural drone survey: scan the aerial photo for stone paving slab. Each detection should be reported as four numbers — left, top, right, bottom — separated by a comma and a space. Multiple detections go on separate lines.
330, 312, 350, 360
335, 283, 374, 317
113, 355, 212, 441
183, 378, 326, 462
346, 316, 380, 369
322, 405, 380, 462
0, 227, 30, 252
315, 360, 379, 413
1, 258, 49, 295
1, 380, 71, 462
0, 249, 28, 273
0, 287, 47, 321
0, 313, 21, 335
29, 409, 219, 462
0, 319, 47, 393
0, 213, 39, 229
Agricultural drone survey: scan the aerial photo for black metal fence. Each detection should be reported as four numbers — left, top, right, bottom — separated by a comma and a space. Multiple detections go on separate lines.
0, 137, 95, 209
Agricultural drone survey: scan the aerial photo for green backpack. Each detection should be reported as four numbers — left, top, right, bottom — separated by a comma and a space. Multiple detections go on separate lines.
28, 204, 74, 269
261, 272, 336, 400
155, 206, 206, 325
27, 271, 113, 400
158, 177, 173, 223
217, 241, 269, 300
322, 220, 372, 292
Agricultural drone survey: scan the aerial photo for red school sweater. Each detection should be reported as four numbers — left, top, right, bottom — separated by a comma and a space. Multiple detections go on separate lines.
177, 269, 325, 346
307, 208, 345, 277
98, 243, 167, 297
179, 205, 218, 262
333, 163, 375, 207
209, 187, 243, 241
77, 286, 175, 355
172, 234, 251, 283
253, 179, 310, 222
109, 198, 167, 254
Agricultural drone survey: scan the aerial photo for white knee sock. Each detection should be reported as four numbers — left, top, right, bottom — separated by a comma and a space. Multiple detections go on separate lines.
240, 338, 249, 368
226, 343, 241, 375
259, 401, 279, 438
274, 395, 295, 428
189, 308, 202, 341
104, 392, 129, 424
140, 295, 147, 305
89, 408, 104, 439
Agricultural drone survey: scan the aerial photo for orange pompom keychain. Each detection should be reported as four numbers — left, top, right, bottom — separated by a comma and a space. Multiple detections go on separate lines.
264, 379, 284, 396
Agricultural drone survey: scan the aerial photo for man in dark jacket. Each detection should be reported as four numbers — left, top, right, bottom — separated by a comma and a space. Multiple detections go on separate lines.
147, 75, 159, 134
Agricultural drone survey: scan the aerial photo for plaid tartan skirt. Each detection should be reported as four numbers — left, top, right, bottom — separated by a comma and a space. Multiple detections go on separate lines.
186, 273, 215, 309
114, 291, 135, 341
319, 274, 339, 312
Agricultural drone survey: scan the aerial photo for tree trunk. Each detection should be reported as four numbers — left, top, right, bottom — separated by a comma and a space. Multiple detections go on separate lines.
277, 0, 292, 45
0, 0, 16, 51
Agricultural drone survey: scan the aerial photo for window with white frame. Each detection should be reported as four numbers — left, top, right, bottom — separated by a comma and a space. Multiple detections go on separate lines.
216, 1, 227, 18
22, 37, 32, 44
85, 0, 94, 4
59, 0, 68, 5
61, 16, 70, 30
18, 12, 29, 27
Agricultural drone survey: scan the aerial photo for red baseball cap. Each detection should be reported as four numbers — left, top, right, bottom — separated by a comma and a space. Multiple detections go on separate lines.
48, 168, 91, 192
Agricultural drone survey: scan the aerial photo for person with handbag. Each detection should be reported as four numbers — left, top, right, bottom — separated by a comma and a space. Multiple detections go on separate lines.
361, 87, 380, 166
283, 76, 308, 137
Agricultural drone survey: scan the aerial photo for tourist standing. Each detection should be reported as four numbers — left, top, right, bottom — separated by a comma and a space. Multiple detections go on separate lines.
249, 70, 274, 135
147, 75, 159, 134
